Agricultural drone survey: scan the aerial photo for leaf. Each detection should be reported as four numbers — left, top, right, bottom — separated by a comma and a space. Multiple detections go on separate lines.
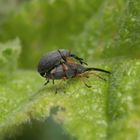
0, 38, 21, 83
0, 0, 140, 140
103, 0, 140, 58
0, 40, 140, 139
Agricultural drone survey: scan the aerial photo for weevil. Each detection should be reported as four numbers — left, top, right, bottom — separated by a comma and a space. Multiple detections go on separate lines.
44, 62, 110, 87
38, 49, 87, 77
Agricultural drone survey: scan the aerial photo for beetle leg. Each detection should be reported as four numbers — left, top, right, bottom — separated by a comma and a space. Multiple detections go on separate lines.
55, 88, 58, 94
52, 79, 55, 84
70, 54, 88, 65
78, 76, 92, 88
58, 49, 66, 62
77, 73, 92, 88
58, 49, 71, 78
62, 77, 67, 80
44, 79, 49, 85
66, 57, 77, 64
55, 79, 66, 94
88, 72, 107, 81
60, 63, 69, 78
84, 83, 92, 88
50, 67, 57, 79
80, 60, 87, 65
93, 73, 107, 81
81, 77, 92, 88
61, 63, 68, 71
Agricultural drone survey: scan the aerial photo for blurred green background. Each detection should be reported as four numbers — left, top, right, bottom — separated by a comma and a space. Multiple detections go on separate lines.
1, 0, 140, 69
0, 0, 140, 140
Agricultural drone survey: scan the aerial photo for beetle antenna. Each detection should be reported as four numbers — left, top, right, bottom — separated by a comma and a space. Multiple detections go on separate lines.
92, 73, 107, 81
44, 79, 49, 85
85, 67, 111, 74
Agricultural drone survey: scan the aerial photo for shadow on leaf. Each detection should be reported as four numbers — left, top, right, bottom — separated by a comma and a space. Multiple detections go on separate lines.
5, 106, 76, 140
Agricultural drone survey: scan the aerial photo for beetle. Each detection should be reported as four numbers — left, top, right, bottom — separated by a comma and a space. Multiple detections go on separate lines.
44, 62, 110, 87
37, 49, 87, 77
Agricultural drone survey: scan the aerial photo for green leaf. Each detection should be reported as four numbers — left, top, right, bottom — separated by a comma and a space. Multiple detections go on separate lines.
0, 38, 21, 83
103, 0, 140, 58
0, 0, 140, 140
1, 51, 140, 140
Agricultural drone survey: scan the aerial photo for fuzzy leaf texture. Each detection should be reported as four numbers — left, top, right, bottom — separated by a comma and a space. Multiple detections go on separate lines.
0, 0, 140, 140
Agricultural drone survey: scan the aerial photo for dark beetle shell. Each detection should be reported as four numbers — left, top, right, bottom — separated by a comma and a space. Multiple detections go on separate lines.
38, 49, 70, 76
37, 49, 87, 77
45, 63, 87, 80
45, 62, 110, 80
